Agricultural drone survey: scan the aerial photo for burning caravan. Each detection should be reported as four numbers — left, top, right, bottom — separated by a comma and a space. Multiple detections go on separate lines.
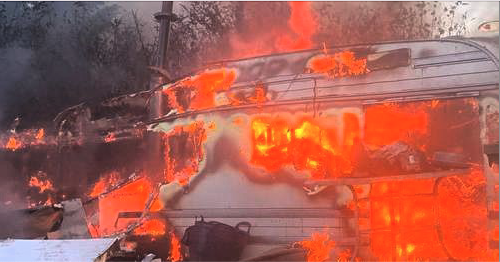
142, 36, 499, 261
15, 36, 497, 261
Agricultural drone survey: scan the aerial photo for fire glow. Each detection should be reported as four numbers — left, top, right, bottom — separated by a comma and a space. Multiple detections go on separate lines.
369, 170, 496, 261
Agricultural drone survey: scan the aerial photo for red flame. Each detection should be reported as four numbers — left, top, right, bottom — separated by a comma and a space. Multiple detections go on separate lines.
229, 2, 317, 59
276, 1, 317, 51
296, 232, 335, 262
104, 132, 116, 143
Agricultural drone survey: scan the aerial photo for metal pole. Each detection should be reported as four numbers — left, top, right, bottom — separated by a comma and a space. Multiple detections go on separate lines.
147, 1, 174, 182
156, 1, 174, 70
151, 1, 174, 118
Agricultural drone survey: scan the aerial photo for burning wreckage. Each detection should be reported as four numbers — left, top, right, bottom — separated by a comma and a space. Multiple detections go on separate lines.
0, 36, 499, 262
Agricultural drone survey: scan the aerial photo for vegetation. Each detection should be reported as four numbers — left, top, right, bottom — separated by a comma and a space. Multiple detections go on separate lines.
0, 1, 470, 129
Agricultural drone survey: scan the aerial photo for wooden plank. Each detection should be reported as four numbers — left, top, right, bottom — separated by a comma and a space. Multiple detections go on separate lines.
304, 169, 472, 187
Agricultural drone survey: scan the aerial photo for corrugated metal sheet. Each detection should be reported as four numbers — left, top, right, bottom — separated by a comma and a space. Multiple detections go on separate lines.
0, 238, 118, 262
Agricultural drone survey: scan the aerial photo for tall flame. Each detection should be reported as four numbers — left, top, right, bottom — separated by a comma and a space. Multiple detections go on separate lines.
229, 2, 318, 59
169, 232, 183, 262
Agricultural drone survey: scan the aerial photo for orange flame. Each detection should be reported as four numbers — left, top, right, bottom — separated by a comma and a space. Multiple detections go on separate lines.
96, 176, 162, 236
364, 103, 428, 147
29, 176, 54, 193
308, 51, 368, 78
170, 232, 183, 262
133, 219, 166, 236
89, 171, 120, 198
297, 232, 335, 262
5, 136, 22, 151
35, 128, 44, 141
337, 249, 359, 262
166, 68, 237, 112
250, 114, 360, 179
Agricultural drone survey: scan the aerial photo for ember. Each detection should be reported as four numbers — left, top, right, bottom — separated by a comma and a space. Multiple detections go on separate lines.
296, 232, 335, 262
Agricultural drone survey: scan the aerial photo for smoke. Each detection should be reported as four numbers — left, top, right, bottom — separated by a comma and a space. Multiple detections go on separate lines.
0, 47, 36, 125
